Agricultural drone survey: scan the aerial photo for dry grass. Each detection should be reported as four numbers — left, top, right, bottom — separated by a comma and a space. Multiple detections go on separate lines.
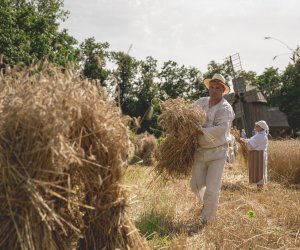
268, 139, 300, 184
125, 141, 300, 249
0, 62, 148, 250
155, 99, 206, 179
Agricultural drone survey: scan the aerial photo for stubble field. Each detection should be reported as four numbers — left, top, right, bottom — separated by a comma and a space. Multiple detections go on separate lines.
124, 140, 300, 249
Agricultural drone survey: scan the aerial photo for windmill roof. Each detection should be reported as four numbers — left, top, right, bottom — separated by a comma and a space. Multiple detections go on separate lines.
244, 85, 267, 103
224, 85, 267, 104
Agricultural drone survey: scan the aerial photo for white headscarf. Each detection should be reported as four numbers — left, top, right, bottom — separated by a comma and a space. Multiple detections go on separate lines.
255, 120, 269, 134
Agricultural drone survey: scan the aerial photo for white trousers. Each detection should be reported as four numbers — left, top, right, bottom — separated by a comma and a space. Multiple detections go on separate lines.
190, 148, 227, 221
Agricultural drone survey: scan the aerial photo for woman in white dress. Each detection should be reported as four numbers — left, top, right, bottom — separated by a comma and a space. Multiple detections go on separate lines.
241, 121, 269, 190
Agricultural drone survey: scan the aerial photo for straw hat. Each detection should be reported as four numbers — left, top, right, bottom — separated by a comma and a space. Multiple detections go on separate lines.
255, 120, 269, 133
203, 73, 230, 95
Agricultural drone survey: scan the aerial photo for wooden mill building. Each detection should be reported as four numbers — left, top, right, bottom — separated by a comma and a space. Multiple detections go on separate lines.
224, 77, 290, 137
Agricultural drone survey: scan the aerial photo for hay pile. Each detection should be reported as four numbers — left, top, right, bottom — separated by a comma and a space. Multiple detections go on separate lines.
155, 98, 206, 178
132, 132, 157, 165
0, 62, 148, 250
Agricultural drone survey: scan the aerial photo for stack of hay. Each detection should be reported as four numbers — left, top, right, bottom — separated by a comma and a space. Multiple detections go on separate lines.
132, 132, 157, 165
0, 62, 148, 250
155, 98, 206, 178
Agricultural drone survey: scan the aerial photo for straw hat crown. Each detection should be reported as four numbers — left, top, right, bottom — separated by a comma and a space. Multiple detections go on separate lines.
203, 73, 230, 95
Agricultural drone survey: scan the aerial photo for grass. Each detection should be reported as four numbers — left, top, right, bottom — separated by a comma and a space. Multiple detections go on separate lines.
124, 144, 300, 249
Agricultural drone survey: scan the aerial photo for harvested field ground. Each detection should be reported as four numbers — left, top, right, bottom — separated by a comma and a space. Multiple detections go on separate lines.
124, 159, 300, 249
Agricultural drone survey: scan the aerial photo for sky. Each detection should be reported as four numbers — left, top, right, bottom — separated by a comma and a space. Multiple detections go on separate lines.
60, 0, 300, 75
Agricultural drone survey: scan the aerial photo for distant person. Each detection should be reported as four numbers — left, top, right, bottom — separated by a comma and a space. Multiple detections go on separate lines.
191, 73, 235, 223
241, 129, 246, 139
241, 121, 269, 190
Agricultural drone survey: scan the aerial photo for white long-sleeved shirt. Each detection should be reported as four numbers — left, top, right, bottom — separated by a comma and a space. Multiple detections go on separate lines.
246, 131, 268, 151
193, 97, 235, 149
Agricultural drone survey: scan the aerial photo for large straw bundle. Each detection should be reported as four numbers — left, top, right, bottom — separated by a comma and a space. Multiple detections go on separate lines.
155, 98, 206, 178
0, 62, 148, 250
0, 64, 84, 250
231, 127, 248, 160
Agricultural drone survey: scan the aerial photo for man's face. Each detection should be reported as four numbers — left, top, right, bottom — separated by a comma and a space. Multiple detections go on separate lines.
208, 80, 225, 99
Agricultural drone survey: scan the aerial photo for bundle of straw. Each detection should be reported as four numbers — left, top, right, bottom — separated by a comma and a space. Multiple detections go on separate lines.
68, 85, 147, 250
155, 98, 206, 178
0, 72, 84, 249
231, 127, 248, 160
133, 132, 157, 165
0, 62, 148, 250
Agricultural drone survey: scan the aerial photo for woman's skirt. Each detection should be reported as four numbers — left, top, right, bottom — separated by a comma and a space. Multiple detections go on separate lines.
248, 150, 267, 184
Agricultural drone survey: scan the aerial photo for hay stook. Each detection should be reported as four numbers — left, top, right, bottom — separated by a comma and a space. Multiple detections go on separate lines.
0, 62, 149, 250
130, 132, 157, 166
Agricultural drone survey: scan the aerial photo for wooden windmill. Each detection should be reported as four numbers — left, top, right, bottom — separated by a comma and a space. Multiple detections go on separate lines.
225, 53, 268, 137
228, 53, 248, 134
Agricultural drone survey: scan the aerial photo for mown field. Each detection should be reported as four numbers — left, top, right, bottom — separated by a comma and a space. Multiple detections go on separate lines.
124, 140, 300, 249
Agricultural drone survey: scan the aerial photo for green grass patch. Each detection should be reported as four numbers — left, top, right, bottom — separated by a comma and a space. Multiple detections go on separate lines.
135, 209, 179, 248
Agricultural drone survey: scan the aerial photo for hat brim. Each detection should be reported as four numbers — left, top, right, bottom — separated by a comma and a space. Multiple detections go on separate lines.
203, 79, 230, 95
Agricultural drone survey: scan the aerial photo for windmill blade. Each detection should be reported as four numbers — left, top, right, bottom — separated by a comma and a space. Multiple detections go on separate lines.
127, 44, 133, 54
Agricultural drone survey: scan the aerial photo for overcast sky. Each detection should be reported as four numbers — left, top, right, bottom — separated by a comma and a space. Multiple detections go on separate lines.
60, 0, 300, 75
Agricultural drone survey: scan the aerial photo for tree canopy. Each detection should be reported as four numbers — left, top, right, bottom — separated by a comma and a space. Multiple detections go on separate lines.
80, 37, 110, 84
0, 0, 79, 66
279, 60, 300, 131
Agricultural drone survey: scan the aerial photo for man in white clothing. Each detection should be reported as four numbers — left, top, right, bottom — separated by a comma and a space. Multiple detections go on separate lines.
190, 73, 235, 223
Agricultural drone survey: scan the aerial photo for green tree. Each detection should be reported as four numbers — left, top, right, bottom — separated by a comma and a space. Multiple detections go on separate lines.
80, 37, 110, 85
111, 51, 139, 111
127, 56, 158, 115
158, 60, 203, 100
240, 70, 257, 85
256, 67, 282, 106
126, 56, 160, 134
48, 29, 79, 66
203, 60, 233, 81
186, 67, 206, 100
0, 0, 79, 66
279, 60, 300, 131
